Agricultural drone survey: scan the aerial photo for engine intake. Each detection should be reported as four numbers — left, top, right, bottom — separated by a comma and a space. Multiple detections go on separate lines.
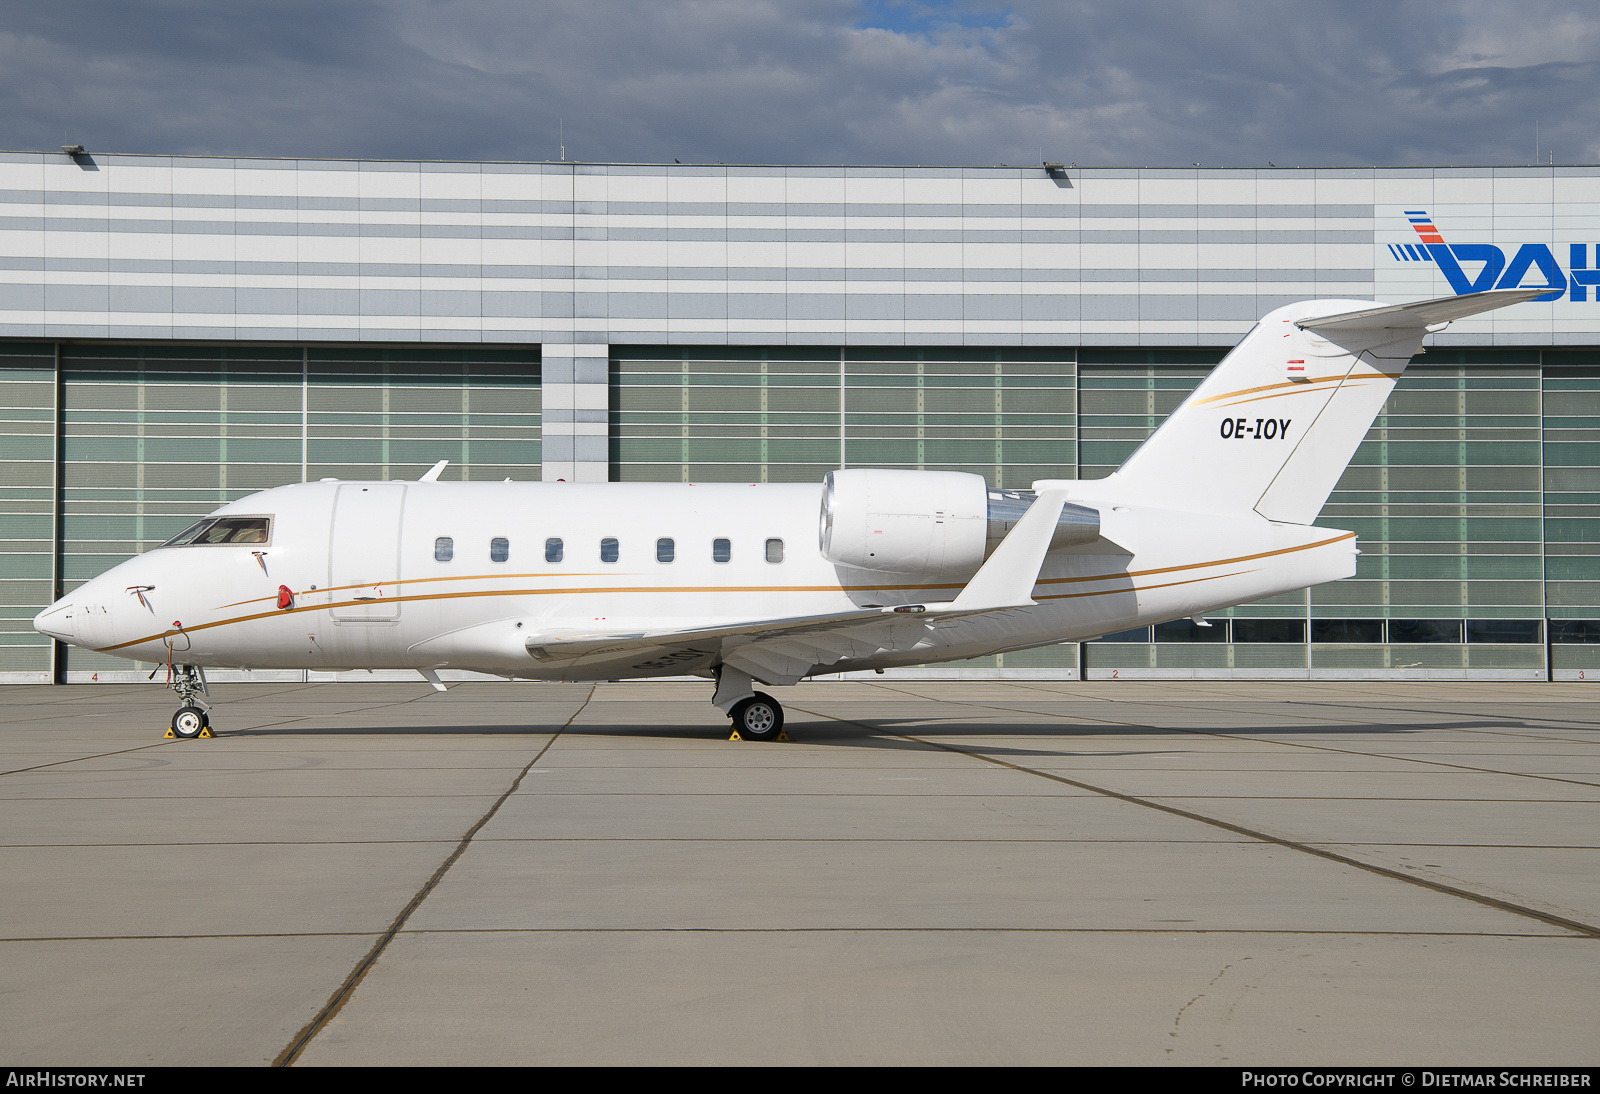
819, 469, 1100, 575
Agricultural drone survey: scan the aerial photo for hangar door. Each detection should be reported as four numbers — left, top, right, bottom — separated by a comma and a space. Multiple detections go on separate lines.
34, 342, 539, 678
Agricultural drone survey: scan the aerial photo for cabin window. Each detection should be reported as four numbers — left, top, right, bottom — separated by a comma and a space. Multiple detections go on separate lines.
657, 537, 675, 563
490, 537, 509, 563
601, 538, 619, 563
713, 538, 731, 563
545, 538, 563, 563
765, 538, 784, 564
435, 537, 454, 562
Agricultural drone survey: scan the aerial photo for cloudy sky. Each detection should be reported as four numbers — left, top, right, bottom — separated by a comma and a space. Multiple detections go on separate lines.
1, 0, 1596, 168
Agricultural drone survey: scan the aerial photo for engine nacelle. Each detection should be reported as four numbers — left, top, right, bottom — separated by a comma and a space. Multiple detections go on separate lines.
820, 469, 989, 574
819, 469, 1102, 576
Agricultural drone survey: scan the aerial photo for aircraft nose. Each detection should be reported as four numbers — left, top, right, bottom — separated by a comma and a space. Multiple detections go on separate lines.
33, 598, 76, 643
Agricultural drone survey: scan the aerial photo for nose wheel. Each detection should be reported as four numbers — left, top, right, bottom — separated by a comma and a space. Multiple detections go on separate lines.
169, 705, 210, 739
162, 663, 214, 739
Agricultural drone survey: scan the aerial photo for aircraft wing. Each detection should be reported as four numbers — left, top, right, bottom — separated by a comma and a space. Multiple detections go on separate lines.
523, 600, 1018, 681
522, 488, 1072, 683
528, 606, 913, 659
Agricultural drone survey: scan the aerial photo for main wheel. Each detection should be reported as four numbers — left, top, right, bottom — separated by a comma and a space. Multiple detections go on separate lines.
170, 705, 207, 739
730, 692, 784, 742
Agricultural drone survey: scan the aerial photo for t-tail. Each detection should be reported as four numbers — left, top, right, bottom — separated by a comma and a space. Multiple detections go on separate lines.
1106, 288, 1547, 525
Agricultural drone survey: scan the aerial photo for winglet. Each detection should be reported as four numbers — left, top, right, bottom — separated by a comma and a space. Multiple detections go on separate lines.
419, 460, 449, 482
948, 489, 1069, 612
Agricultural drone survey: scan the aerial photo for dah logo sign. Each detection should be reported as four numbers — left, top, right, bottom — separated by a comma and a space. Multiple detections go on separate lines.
1388, 211, 1596, 302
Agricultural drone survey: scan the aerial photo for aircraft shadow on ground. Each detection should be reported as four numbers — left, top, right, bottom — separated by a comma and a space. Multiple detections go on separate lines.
221, 715, 1561, 755
222, 722, 1154, 758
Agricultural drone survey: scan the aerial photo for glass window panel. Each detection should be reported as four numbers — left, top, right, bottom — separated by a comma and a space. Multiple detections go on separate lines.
434, 536, 453, 562
1550, 620, 1600, 643
1232, 619, 1306, 643
1465, 619, 1542, 644
1153, 619, 1227, 642
1093, 627, 1151, 642
545, 537, 563, 563
657, 537, 675, 563
1390, 619, 1463, 643
490, 537, 509, 563
601, 538, 619, 564
713, 538, 731, 563
1310, 619, 1383, 643
765, 538, 784, 564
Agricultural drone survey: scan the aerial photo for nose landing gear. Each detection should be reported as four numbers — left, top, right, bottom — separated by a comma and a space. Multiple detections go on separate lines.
163, 664, 214, 739
169, 704, 210, 739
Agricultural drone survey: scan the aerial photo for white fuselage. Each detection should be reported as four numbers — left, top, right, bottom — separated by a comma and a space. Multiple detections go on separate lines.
36, 478, 1357, 683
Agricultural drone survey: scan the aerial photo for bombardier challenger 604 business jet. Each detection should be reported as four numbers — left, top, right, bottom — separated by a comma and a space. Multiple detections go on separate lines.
34, 288, 1543, 740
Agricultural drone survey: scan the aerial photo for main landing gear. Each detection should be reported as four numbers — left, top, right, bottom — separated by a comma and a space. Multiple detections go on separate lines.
713, 665, 787, 742
163, 663, 213, 739
729, 692, 785, 742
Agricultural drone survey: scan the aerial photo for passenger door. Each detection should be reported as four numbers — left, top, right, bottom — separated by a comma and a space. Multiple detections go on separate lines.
329, 484, 405, 622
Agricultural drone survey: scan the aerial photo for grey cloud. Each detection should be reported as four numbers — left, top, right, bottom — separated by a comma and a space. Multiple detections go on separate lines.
0, 0, 1595, 167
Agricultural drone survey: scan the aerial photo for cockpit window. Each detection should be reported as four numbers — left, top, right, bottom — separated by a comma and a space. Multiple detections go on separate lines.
161, 519, 215, 547
159, 516, 271, 547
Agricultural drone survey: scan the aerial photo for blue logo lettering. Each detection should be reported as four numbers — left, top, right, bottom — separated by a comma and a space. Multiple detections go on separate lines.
1397, 213, 1572, 302
1497, 244, 1566, 301
1428, 243, 1505, 294
1569, 245, 1600, 302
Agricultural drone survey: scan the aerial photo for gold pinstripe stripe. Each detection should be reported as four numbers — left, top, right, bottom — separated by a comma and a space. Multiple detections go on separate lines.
1192, 369, 1404, 408
1206, 376, 1391, 410
104, 582, 954, 652
217, 570, 611, 609
97, 532, 1355, 654
1036, 532, 1353, 586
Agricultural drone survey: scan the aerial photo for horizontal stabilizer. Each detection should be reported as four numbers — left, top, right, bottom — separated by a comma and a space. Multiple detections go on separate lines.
1296, 287, 1550, 331
950, 489, 1070, 611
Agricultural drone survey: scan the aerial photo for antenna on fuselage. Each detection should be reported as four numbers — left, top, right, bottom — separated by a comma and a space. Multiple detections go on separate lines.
419, 460, 449, 482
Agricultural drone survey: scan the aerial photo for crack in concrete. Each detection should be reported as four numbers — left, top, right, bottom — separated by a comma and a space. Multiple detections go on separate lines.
272, 686, 592, 1067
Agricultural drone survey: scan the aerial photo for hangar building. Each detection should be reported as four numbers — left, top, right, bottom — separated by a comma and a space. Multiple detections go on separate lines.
1, 152, 1596, 682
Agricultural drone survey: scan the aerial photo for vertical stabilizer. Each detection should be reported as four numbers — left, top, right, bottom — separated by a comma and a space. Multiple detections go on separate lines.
1108, 289, 1546, 523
